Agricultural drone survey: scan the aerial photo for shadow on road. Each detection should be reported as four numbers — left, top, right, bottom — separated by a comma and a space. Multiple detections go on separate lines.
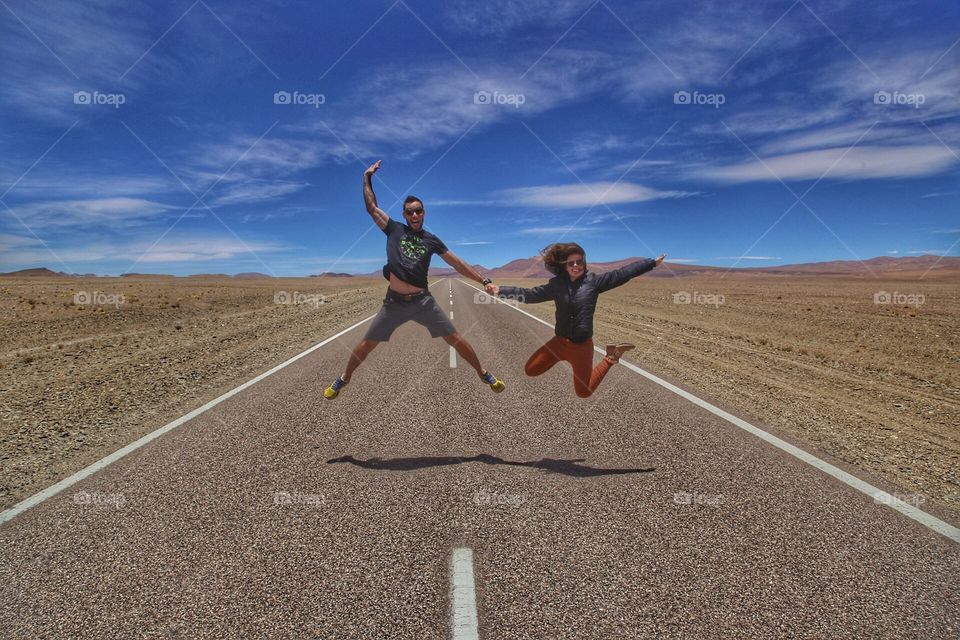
326, 453, 654, 477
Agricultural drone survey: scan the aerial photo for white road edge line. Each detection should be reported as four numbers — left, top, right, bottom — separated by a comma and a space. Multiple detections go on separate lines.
0, 312, 379, 525
457, 279, 960, 544
450, 547, 480, 640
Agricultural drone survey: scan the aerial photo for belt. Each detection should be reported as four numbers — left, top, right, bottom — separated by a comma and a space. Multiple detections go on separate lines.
385, 288, 429, 302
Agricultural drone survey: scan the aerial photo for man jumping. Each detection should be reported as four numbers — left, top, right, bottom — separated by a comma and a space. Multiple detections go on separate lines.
323, 160, 506, 399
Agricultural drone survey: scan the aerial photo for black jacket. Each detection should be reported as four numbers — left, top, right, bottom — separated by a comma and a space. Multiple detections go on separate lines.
498, 259, 657, 343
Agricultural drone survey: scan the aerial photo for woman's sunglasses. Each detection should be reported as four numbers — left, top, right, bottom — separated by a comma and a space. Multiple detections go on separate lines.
565, 259, 585, 267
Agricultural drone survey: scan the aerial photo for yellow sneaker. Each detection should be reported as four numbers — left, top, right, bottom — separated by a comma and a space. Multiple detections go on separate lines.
481, 371, 505, 393
324, 376, 347, 399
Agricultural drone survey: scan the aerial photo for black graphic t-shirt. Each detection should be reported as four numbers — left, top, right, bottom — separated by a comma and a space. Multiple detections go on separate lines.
381, 218, 448, 289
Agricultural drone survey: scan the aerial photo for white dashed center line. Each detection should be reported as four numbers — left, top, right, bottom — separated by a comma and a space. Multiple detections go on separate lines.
450, 548, 479, 640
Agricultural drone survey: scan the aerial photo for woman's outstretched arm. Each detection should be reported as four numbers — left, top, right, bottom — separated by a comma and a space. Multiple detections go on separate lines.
495, 280, 557, 304
594, 254, 666, 293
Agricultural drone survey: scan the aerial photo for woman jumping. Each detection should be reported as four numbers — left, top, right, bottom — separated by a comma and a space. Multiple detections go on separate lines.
489, 243, 665, 398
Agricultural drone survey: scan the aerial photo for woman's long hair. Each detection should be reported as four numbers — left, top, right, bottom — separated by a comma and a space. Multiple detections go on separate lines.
541, 242, 586, 276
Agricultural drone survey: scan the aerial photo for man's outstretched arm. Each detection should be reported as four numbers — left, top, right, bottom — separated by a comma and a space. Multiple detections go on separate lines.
363, 160, 390, 230
440, 250, 489, 284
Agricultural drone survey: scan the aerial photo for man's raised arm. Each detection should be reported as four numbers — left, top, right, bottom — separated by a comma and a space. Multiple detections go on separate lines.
363, 160, 390, 230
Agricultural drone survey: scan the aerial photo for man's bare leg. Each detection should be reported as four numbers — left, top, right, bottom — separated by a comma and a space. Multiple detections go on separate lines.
343, 338, 380, 381
442, 332, 485, 375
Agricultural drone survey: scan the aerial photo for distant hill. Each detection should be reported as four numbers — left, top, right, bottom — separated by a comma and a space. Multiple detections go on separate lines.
428, 264, 486, 277
747, 255, 960, 277
486, 254, 960, 279
121, 273, 175, 278
487, 257, 717, 279
3, 255, 956, 280
360, 264, 487, 278
0, 267, 68, 277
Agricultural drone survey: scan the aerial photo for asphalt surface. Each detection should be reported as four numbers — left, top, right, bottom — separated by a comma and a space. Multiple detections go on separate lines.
1, 278, 958, 639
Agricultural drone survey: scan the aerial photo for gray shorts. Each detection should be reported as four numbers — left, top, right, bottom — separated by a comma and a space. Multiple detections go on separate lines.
364, 292, 456, 342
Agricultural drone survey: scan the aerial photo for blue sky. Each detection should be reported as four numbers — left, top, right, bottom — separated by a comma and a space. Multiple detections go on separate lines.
1, 0, 958, 276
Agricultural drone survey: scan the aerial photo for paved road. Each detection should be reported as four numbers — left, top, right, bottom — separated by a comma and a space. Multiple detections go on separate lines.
2, 278, 958, 638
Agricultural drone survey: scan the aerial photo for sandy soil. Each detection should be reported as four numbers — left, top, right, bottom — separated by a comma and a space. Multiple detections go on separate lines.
498, 273, 959, 516
2, 273, 957, 519
0, 276, 385, 510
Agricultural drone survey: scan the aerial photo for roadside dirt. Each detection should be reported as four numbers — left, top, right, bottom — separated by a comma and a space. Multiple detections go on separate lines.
498, 273, 959, 516
2, 273, 957, 520
0, 276, 385, 509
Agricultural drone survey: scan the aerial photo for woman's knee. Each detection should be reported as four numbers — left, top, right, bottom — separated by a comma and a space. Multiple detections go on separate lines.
573, 374, 593, 398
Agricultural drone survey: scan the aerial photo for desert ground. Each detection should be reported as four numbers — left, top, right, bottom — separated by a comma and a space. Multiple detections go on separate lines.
498, 272, 959, 517
1, 273, 957, 519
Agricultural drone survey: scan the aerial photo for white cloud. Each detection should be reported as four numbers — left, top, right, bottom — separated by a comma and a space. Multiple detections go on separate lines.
186, 136, 328, 205
501, 181, 690, 207
127, 236, 281, 263
0, 232, 285, 269
294, 51, 617, 161
442, 0, 595, 35
698, 145, 959, 183
211, 180, 310, 206
518, 226, 614, 235
0, 170, 175, 199
715, 256, 783, 260
0, 0, 168, 122
10, 197, 179, 228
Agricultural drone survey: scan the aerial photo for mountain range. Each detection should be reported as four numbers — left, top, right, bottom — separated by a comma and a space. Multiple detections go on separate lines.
1, 255, 957, 279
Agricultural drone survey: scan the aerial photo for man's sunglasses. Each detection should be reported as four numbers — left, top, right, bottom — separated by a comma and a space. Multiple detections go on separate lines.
404, 207, 424, 215
565, 259, 585, 267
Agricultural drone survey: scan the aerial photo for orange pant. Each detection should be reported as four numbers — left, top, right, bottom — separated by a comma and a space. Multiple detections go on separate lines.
524, 336, 612, 398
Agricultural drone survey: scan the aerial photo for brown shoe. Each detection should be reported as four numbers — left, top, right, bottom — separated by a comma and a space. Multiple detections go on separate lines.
605, 343, 635, 362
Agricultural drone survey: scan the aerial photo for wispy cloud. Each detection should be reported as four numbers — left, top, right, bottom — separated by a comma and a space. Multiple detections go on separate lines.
186, 136, 325, 205
442, 0, 595, 35
715, 255, 783, 260
127, 236, 283, 263
500, 181, 691, 207
10, 197, 180, 228
698, 145, 958, 183
0, 231, 283, 267
518, 225, 614, 235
